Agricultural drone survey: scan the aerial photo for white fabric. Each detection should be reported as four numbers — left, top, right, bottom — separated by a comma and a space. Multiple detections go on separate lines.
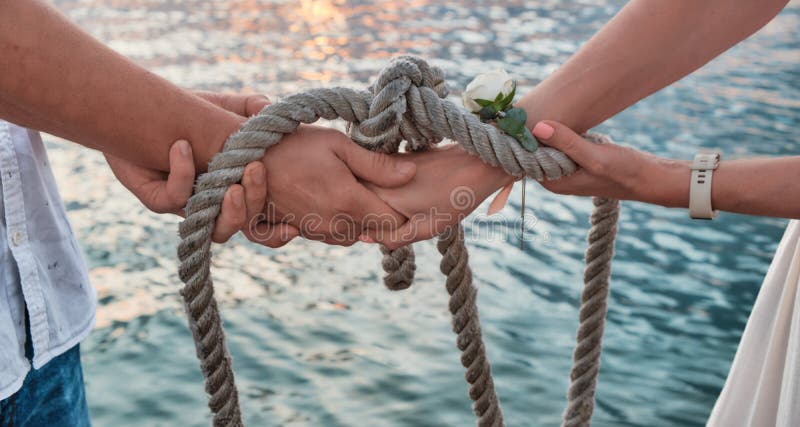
708, 220, 800, 427
0, 120, 96, 400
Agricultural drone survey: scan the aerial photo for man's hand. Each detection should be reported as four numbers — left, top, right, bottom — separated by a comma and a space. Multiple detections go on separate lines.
259, 125, 418, 246
357, 144, 513, 249
105, 92, 299, 247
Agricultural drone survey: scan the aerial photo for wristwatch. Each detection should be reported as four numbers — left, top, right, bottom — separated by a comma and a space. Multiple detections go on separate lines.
689, 150, 721, 219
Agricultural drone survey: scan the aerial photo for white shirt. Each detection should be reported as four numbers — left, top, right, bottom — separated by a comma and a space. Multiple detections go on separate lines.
0, 120, 96, 400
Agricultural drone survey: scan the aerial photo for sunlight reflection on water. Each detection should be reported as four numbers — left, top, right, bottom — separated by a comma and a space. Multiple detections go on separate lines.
45, 1, 800, 426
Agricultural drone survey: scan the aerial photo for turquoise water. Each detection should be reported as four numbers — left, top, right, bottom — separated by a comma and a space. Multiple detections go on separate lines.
47, 1, 799, 426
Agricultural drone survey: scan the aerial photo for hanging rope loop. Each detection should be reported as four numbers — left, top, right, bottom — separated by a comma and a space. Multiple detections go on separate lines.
177, 55, 619, 427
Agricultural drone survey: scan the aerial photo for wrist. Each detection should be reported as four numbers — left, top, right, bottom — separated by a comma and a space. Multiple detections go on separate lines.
482, 160, 516, 192
517, 84, 590, 135
194, 110, 246, 173
637, 158, 691, 208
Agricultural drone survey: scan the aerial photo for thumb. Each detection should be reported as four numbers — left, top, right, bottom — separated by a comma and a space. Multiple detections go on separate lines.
337, 143, 416, 188
243, 94, 270, 116
532, 120, 594, 167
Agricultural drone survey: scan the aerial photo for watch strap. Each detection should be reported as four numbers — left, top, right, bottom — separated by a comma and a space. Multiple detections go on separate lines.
689, 151, 721, 219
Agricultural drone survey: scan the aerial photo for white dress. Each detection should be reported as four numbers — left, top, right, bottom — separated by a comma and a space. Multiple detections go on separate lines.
708, 220, 800, 427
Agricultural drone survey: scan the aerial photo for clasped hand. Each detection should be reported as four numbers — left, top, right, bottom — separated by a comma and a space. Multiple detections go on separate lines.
106, 91, 520, 249
110, 94, 660, 250
107, 91, 418, 247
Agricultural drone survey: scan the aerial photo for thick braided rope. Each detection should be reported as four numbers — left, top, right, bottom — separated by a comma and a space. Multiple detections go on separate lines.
561, 197, 619, 427
177, 55, 619, 427
438, 225, 504, 427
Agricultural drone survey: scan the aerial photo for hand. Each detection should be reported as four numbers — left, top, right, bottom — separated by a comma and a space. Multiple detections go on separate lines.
357, 144, 514, 249
530, 121, 686, 206
105, 92, 299, 247
259, 125, 418, 246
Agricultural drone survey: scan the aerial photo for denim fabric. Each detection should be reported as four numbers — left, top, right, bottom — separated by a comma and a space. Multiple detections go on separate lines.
0, 314, 90, 427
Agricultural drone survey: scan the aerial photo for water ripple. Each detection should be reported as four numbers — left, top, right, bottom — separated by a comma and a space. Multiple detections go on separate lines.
46, 0, 800, 425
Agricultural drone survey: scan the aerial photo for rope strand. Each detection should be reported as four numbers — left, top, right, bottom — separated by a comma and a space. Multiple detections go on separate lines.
177, 56, 620, 426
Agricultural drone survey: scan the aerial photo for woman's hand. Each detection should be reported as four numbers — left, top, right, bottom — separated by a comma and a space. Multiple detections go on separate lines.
531, 121, 689, 207
358, 145, 514, 249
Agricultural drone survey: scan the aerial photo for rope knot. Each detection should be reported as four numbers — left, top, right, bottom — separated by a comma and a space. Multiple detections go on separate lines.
178, 55, 620, 427
350, 56, 449, 153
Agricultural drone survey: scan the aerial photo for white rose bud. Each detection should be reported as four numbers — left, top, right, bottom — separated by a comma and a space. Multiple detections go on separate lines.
462, 69, 515, 113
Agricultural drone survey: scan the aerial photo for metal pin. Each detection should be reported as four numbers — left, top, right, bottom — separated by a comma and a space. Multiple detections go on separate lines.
520, 177, 526, 250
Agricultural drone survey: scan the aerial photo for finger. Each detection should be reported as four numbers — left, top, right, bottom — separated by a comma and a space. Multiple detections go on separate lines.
212, 185, 246, 243
359, 214, 438, 250
532, 121, 596, 169
336, 142, 416, 188
221, 93, 270, 117
245, 221, 300, 248
243, 94, 271, 116
347, 184, 407, 233
165, 140, 196, 210
540, 169, 596, 197
194, 91, 270, 117
241, 162, 267, 226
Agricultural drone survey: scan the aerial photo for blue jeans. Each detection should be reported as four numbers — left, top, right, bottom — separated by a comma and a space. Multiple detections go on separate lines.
0, 313, 91, 427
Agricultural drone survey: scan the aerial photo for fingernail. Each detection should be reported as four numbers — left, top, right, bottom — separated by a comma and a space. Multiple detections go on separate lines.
177, 140, 191, 157
232, 189, 243, 208
251, 166, 265, 185
532, 122, 554, 140
359, 234, 376, 244
395, 161, 415, 175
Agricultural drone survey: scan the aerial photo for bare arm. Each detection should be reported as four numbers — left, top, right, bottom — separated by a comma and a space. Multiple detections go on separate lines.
518, 0, 791, 133
366, 0, 794, 247
0, 0, 421, 245
515, 0, 798, 219
0, 0, 241, 171
532, 121, 800, 219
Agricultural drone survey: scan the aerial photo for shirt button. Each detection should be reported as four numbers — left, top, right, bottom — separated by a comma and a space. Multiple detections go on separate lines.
11, 231, 23, 246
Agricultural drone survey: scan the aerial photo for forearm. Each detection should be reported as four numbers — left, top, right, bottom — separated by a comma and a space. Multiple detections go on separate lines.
0, 0, 241, 171
641, 156, 800, 219
518, 0, 789, 133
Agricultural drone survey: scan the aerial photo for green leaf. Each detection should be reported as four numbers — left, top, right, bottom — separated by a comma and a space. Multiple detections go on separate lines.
497, 116, 524, 136
478, 106, 497, 121
516, 127, 538, 152
504, 107, 527, 124
498, 81, 517, 110
473, 98, 494, 107
494, 92, 504, 102
495, 107, 537, 151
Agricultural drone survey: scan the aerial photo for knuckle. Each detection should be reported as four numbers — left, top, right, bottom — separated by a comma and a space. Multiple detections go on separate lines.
168, 191, 189, 208
332, 193, 356, 214
560, 134, 579, 153
267, 238, 289, 248
384, 241, 404, 251
244, 161, 262, 178
542, 180, 565, 195
142, 198, 167, 214
371, 152, 390, 170
338, 238, 357, 247
586, 159, 606, 175
249, 235, 279, 248
330, 133, 350, 151
149, 205, 168, 215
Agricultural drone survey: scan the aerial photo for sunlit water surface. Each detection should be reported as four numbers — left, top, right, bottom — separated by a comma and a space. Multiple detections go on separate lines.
46, 1, 799, 426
